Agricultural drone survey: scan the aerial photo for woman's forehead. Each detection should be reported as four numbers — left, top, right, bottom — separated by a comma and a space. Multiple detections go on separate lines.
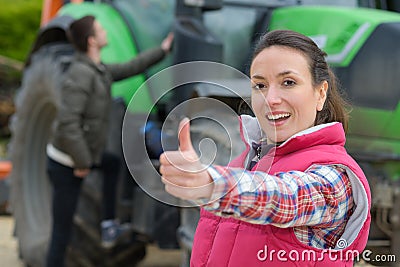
250, 46, 310, 76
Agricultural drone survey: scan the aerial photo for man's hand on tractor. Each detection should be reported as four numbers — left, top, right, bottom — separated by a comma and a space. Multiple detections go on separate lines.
161, 32, 174, 54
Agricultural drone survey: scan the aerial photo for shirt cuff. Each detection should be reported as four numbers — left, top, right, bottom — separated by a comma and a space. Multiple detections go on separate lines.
192, 165, 234, 211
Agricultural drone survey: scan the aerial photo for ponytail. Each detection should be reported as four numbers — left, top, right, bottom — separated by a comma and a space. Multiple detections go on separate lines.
315, 69, 350, 133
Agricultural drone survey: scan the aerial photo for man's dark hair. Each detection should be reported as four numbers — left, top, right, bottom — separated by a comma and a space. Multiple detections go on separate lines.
67, 15, 95, 52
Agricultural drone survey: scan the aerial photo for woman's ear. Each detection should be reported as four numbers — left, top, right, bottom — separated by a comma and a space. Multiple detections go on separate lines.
316, 81, 328, 111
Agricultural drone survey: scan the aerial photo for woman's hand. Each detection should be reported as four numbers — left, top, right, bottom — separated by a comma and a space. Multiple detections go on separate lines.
160, 118, 214, 200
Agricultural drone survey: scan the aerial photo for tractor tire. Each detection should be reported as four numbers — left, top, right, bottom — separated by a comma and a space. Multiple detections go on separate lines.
9, 43, 146, 267
9, 44, 67, 267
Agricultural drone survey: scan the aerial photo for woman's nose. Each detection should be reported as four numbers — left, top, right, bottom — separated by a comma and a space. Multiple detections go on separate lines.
265, 86, 282, 105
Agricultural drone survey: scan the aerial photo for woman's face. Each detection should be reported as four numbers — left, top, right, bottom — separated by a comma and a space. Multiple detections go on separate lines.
250, 45, 327, 144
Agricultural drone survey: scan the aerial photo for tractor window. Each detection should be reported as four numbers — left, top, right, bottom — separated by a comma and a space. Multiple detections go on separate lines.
334, 22, 400, 110
204, 5, 257, 74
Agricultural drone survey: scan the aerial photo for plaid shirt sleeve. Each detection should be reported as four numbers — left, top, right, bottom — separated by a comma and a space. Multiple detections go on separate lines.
198, 165, 353, 229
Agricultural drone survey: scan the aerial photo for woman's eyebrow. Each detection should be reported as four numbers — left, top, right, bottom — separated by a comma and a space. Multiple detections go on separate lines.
252, 70, 300, 80
277, 70, 299, 77
251, 74, 265, 80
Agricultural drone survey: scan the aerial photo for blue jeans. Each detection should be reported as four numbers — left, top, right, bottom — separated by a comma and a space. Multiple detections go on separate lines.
46, 152, 121, 267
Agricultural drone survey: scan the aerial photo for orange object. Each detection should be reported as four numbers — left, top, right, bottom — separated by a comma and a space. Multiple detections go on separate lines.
41, 0, 84, 26
0, 161, 12, 180
41, 0, 63, 26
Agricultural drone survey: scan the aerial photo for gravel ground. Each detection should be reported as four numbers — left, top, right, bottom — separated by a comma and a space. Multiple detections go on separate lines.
0, 215, 182, 267
0, 216, 24, 267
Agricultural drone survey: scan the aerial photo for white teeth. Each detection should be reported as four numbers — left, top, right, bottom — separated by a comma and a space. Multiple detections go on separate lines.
267, 113, 290, 120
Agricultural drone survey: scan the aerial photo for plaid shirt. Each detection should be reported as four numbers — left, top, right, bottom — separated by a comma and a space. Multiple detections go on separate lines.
200, 164, 354, 249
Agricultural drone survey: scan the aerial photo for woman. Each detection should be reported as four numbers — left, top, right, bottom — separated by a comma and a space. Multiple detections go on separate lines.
160, 30, 370, 266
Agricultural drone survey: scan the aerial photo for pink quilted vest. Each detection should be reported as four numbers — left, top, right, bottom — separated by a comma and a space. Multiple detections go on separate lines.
191, 119, 371, 267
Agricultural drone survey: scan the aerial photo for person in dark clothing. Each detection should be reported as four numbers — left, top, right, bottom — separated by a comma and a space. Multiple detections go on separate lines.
46, 15, 173, 267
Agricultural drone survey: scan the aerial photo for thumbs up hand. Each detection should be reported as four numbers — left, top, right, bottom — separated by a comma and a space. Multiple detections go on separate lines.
160, 118, 214, 201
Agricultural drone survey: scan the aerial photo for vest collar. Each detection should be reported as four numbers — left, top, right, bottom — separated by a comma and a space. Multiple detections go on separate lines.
239, 115, 346, 156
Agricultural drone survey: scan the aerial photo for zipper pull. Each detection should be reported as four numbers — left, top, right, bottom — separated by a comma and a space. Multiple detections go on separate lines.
257, 145, 262, 160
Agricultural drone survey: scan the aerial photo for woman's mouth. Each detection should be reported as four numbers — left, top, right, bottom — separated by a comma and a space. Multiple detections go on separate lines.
266, 113, 291, 125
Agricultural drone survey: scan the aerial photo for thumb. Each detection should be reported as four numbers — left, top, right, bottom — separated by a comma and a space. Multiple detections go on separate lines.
178, 118, 194, 151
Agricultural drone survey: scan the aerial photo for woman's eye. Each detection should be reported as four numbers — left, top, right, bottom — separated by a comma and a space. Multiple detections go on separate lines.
252, 83, 266, 90
283, 80, 295, 86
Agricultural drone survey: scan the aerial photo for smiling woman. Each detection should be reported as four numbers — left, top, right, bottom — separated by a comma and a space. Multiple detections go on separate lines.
159, 29, 371, 267
250, 45, 328, 143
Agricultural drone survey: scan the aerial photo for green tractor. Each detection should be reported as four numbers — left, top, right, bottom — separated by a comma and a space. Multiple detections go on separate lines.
9, 0, 400, 266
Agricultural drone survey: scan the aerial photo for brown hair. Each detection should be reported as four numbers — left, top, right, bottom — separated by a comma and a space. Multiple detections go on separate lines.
252, 30, 349, 132
67, 15, 95, 52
